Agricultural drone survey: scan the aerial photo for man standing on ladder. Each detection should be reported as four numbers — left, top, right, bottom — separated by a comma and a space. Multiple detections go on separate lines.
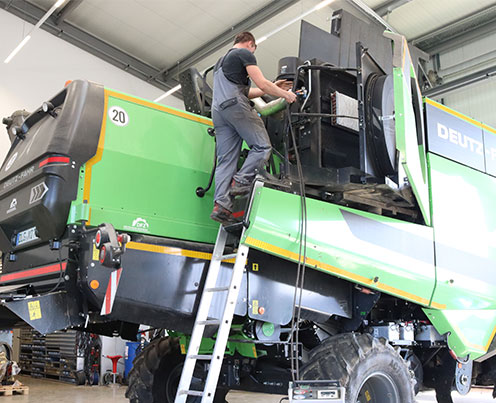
210, 31, 297, 225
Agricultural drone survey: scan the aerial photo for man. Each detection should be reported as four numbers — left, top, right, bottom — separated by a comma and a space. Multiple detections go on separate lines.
210, 31, 297, 225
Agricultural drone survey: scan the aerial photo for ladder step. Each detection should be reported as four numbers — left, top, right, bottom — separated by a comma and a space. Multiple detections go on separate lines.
179, 390, 204, 397
188, 354, 213, 360
221, 253, 237, 260
205, 286, 230, 292
197, 319, 221, 326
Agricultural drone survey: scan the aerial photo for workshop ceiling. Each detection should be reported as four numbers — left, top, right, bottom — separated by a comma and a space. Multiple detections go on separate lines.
6, 0, 496, 97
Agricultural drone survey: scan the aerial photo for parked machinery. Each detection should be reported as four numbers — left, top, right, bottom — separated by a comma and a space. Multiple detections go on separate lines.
1, 9, 496, 403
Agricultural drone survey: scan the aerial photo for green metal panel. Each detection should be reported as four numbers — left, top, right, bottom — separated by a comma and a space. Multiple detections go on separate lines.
428, 153, 496, 310
243, 186, 438, 308
69, 89, 219, 243
424, 152, 496, 358
173, 329, 260, 359
423, 309, 496, 359
391, 45, 430, 225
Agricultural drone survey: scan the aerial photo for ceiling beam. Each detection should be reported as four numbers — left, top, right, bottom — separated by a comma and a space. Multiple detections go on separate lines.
423, 65, 496, 98
374, 0, 412, 17
410, 4, 496, 54
53, 0, 84, 25
0, 0, 180, 95
154, 0, 301, 84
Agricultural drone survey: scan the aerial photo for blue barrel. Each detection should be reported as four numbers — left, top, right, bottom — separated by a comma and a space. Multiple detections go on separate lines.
125, 342, 140, 378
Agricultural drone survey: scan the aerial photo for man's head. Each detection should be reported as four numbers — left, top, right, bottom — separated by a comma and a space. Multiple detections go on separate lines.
233, 31, 257, 53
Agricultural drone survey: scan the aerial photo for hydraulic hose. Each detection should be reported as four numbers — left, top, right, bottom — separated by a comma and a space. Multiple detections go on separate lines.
252, 97, 287, 117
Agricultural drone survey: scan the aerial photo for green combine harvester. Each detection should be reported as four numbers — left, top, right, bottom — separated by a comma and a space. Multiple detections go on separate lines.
1, 10, 496, 403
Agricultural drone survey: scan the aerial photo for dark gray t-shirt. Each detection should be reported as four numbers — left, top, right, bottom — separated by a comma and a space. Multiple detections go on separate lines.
221, 48, 257, 86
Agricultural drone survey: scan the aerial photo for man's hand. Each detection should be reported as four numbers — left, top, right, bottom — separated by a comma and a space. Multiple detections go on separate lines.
284, 90, 297, 104
247, 65, 298, 103
274, 80, 296, 103
274, 79, 293, 91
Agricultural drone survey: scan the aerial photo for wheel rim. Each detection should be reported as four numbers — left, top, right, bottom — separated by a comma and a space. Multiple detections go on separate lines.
356, 372, 400, 403
165, 362, 203, 403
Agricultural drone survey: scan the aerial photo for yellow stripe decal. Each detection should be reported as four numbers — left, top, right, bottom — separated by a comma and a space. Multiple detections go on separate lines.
401, 37, 407, 68
82, 90, 109, 224
126, 241, 235, 263
425, 98, 496, 135
485, 325, 496, 351
105, 90, 213, 126
449, 321, 487, 353
244, 236, 446, 310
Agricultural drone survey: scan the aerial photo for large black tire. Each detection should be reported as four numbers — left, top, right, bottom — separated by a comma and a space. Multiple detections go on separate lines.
125, 336, 228, 403
300, 333, 415, 403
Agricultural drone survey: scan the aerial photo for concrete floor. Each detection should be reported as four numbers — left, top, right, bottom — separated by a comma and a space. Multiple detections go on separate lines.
3, 376, 494, 402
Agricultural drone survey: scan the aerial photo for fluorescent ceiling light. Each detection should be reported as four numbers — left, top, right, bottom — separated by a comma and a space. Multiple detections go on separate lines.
4, 35, 32, 64
4, 0, 67, 64
154, 0, 336, 101
315, 0, 335, 10
154, 84, 182, 102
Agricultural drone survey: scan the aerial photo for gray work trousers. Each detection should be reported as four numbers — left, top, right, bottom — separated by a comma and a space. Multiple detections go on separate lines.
212, 102, 271, 211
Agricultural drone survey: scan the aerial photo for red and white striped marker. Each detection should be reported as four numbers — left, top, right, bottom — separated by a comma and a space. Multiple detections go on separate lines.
100, 268, 123, 316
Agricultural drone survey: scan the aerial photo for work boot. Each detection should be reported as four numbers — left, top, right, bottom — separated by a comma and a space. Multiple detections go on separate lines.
210, 203, 237, 225
229, 179, 251, 197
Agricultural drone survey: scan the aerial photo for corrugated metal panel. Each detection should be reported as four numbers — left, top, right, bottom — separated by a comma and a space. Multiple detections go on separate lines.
21, 0, 496, 103
440, 77, 496, 128
377, 0, 496, 40
30, 0, 274, 67
440, 31, 496, 71
190, 0, 333, 83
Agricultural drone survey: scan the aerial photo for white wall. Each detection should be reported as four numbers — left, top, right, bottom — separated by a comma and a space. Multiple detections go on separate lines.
0, 9, 183, 165
100, 336, 127, 379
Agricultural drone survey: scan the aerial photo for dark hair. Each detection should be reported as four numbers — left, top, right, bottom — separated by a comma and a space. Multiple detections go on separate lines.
234, 32, 256, 45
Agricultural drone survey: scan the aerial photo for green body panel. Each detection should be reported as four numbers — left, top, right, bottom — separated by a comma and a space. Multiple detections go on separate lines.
423, 152, 496, 358
423, 309, 496, 359
243, 186, 436, 307
173, 328, 260, 359
428, 153, 496, 310
69, 90, 219, 243
392, 61, 430, 225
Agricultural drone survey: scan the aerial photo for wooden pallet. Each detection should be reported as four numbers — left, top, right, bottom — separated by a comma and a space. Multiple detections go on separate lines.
0, 383, 29, 396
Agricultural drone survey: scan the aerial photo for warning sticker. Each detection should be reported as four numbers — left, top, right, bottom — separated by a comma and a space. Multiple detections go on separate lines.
93, 244, 99, 261
252, 300, 259, 315
28, 300, 42, 321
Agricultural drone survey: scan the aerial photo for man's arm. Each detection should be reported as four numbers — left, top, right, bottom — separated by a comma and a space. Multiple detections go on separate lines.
248, 80, 292, 99
248, 88, 265, 99
246, 65, 296, 103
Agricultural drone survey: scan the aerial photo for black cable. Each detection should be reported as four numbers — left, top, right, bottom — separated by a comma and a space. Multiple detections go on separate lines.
293, 115, 308, 380
286, 104, 308, 382
42, 243, 69, 295
279, 397, 290, 403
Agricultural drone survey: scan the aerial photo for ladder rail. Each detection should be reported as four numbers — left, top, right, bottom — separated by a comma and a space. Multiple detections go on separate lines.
201, 243, 249, 402
175, 227, 230, 403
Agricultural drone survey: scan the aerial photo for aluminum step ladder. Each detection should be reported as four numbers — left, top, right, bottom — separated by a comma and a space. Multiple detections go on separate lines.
175, 223, 249, 403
